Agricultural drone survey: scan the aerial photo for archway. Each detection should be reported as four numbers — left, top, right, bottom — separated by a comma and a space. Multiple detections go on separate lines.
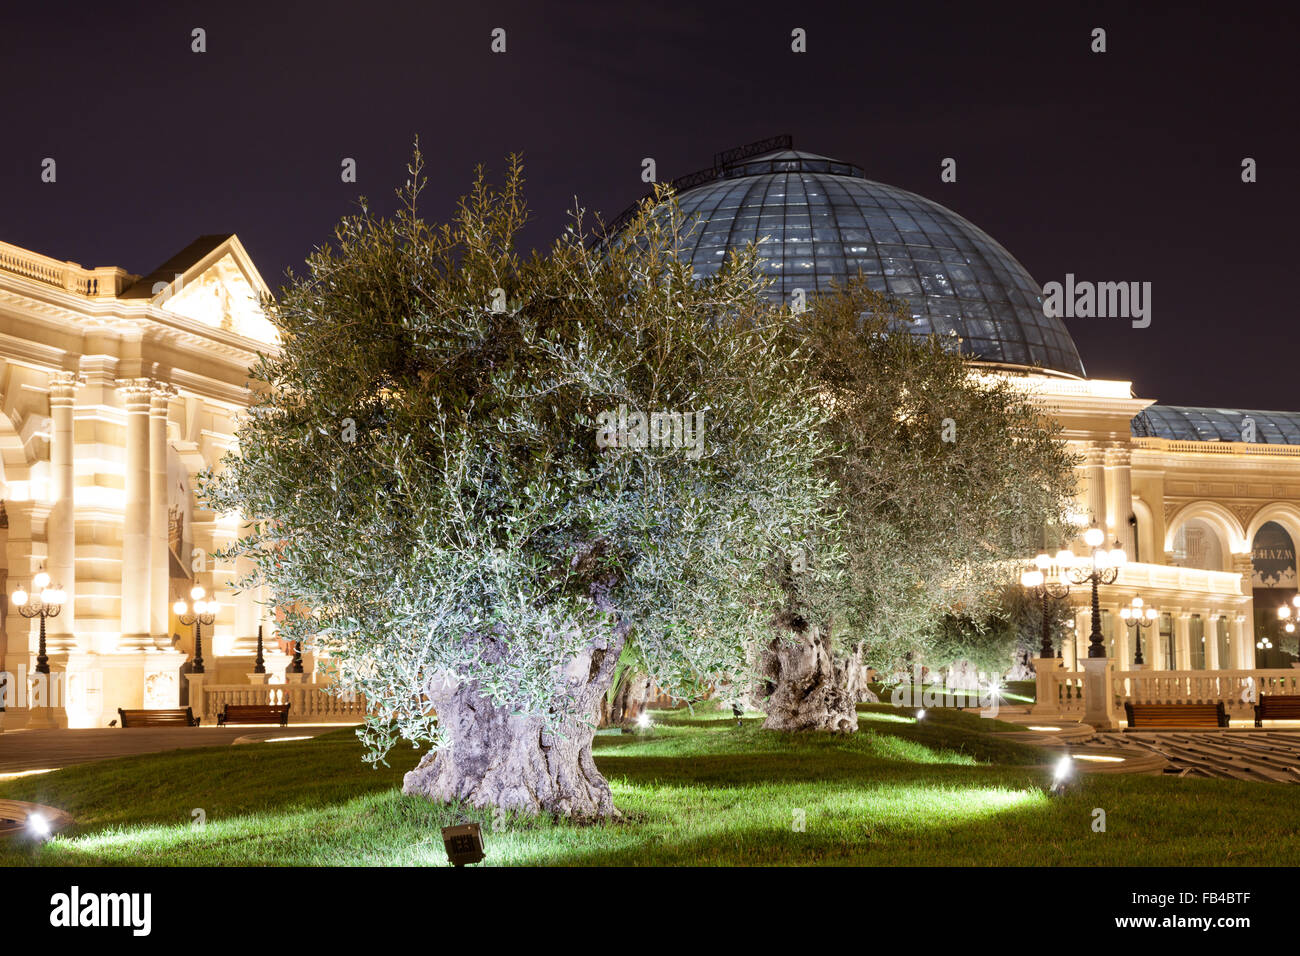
1251, 518, 1298, 667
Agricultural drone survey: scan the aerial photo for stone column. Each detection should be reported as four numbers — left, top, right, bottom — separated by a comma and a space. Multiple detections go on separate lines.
1234, 613, 1255, 669
1174, 613, 1192, 672
1072, 608, 1090, 669
46, 371, 80, 648
1030, 657, 1061, 715
1106, 443, 1136, 560
1084, 443, 1107, 530
1206, 613, 1221, 670
1082, 657, 1119, 731
117, 379, 154, 650
1114, 605, 1131, 671
149, 386, 175, 644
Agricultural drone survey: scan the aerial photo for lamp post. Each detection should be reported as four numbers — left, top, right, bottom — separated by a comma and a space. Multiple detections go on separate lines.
12, 572, 67, 675
1119, 596, 1158, 666
173, 586, 217, 675
1068, 527, 1127, 659
1020, 549, 1073, 658
1274, 596, 1300, 655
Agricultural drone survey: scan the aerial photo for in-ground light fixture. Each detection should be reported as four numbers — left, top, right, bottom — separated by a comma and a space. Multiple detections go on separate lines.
441, 822, 485, 867
1050, 754, 1074, 796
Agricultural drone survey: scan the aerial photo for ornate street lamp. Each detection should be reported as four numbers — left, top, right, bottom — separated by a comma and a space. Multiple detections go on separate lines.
1067, 527, 1127, 659
1119, 596, 1158, 666
12, 571, 67, 675
1259, 597, 1300, 655
1275, 595, 1300, 645
1020, 549, 1073, 658
173, 585, 217, 674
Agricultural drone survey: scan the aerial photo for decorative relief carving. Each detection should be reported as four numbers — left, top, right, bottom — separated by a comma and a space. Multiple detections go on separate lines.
1230, 503, 1256, 527
144, 670, 178, 708
168, 505, 184, 556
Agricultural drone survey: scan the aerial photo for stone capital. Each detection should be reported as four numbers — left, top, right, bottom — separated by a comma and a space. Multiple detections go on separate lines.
116, 377, 163, 410
48, 370, 85, 406
149, 382, 177, 416
1104, 443, 1132, 466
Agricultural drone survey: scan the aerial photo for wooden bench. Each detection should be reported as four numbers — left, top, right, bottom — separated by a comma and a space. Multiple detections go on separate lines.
217, 703, 290, 726
1254, 695, 1300, 727
1123, 701, 1228, 729
118, 707, 199, 727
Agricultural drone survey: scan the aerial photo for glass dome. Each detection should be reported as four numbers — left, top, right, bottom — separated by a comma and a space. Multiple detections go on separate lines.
1134, 406, 1300, 445
673, 148, 1085, 377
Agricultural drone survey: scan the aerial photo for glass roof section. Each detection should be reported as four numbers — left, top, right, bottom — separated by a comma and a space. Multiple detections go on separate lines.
673, 148, 1086, 377
1133, 406, 1300, 445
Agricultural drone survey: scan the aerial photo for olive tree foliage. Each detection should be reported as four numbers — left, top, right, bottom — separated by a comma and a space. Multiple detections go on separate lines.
928, 579, 1072, 677
757, 282, 1078, 729
201, 149, 837, 784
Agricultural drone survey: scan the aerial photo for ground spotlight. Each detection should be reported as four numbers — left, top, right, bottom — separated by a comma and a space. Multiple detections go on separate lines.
636, 712, 653, 729
916, 708, 926, 721
1050, 754, 1074, 795
441, 822, 485, 867
27, 812, 51, 839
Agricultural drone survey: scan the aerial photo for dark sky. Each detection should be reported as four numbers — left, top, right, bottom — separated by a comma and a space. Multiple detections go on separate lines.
3, 1, 1296, 409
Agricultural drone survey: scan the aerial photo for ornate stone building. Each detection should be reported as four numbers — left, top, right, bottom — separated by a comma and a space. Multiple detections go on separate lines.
1, 235, 281, 726
659, 141, 1300, 677
2, 143, 1297, 725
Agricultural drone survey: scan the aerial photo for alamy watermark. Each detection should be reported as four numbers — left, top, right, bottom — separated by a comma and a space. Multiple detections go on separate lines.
889, 665, 1001, 718
1042, 274, 1151, 328
595, 404, 706, 459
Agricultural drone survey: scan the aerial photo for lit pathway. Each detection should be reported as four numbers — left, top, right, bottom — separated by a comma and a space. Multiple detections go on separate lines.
0, 726, 341, 776
1085, 730, 1300, 782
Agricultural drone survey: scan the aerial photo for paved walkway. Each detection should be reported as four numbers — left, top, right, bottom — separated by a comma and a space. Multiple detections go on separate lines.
0, 726, 338, 775
1086, 730, 1300, 782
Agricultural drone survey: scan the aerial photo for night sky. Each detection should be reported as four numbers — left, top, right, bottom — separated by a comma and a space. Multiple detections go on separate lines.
3, 1, 1295, 409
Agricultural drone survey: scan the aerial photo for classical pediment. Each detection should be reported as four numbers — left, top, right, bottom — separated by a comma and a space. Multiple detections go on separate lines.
130, 235, 278, 345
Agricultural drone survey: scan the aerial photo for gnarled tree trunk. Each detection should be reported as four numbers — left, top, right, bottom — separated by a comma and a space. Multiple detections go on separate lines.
757, 615, 859, 733
844, 641, 879, 704
600, 668, 653, 728
403, 627, 626, 820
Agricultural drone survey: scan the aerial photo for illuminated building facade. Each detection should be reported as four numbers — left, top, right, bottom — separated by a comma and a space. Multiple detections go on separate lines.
662, 140, 1300, 675
0, 235, 280, 726
2, 143, 1297, 726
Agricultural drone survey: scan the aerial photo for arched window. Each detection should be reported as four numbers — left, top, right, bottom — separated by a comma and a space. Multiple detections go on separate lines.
1170, 519, 1225, 571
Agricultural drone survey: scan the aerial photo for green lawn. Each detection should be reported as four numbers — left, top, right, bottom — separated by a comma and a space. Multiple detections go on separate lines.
1, 703, 1295, 866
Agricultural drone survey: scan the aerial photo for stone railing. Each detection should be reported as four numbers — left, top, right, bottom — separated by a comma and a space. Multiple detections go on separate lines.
1133, 436, 1300, 458
1034, 664, 1300, 719
0, 239, 135, 298
192, 679, 367, 724
1109, 562, 1245, 596
1114, 669, 1300, 718
1035, 667, 1086, 715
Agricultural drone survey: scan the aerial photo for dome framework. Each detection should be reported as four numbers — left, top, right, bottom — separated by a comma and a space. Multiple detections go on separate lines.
636, 139, 1085, 378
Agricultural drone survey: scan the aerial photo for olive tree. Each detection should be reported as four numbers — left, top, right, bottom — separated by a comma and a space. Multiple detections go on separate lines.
202, 151, 835, 818
754, 282, 1077, 732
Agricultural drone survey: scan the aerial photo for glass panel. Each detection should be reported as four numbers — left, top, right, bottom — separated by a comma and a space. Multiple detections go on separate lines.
668, 153, 1087, 375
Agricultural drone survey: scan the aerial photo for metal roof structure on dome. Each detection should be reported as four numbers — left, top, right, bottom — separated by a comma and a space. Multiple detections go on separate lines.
1133, 406, 1300, 445
605, 137, 1086, 377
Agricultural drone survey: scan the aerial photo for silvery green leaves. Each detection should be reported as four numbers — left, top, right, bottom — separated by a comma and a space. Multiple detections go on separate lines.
201, 148, 836, 777
782, 281, 1077, 684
